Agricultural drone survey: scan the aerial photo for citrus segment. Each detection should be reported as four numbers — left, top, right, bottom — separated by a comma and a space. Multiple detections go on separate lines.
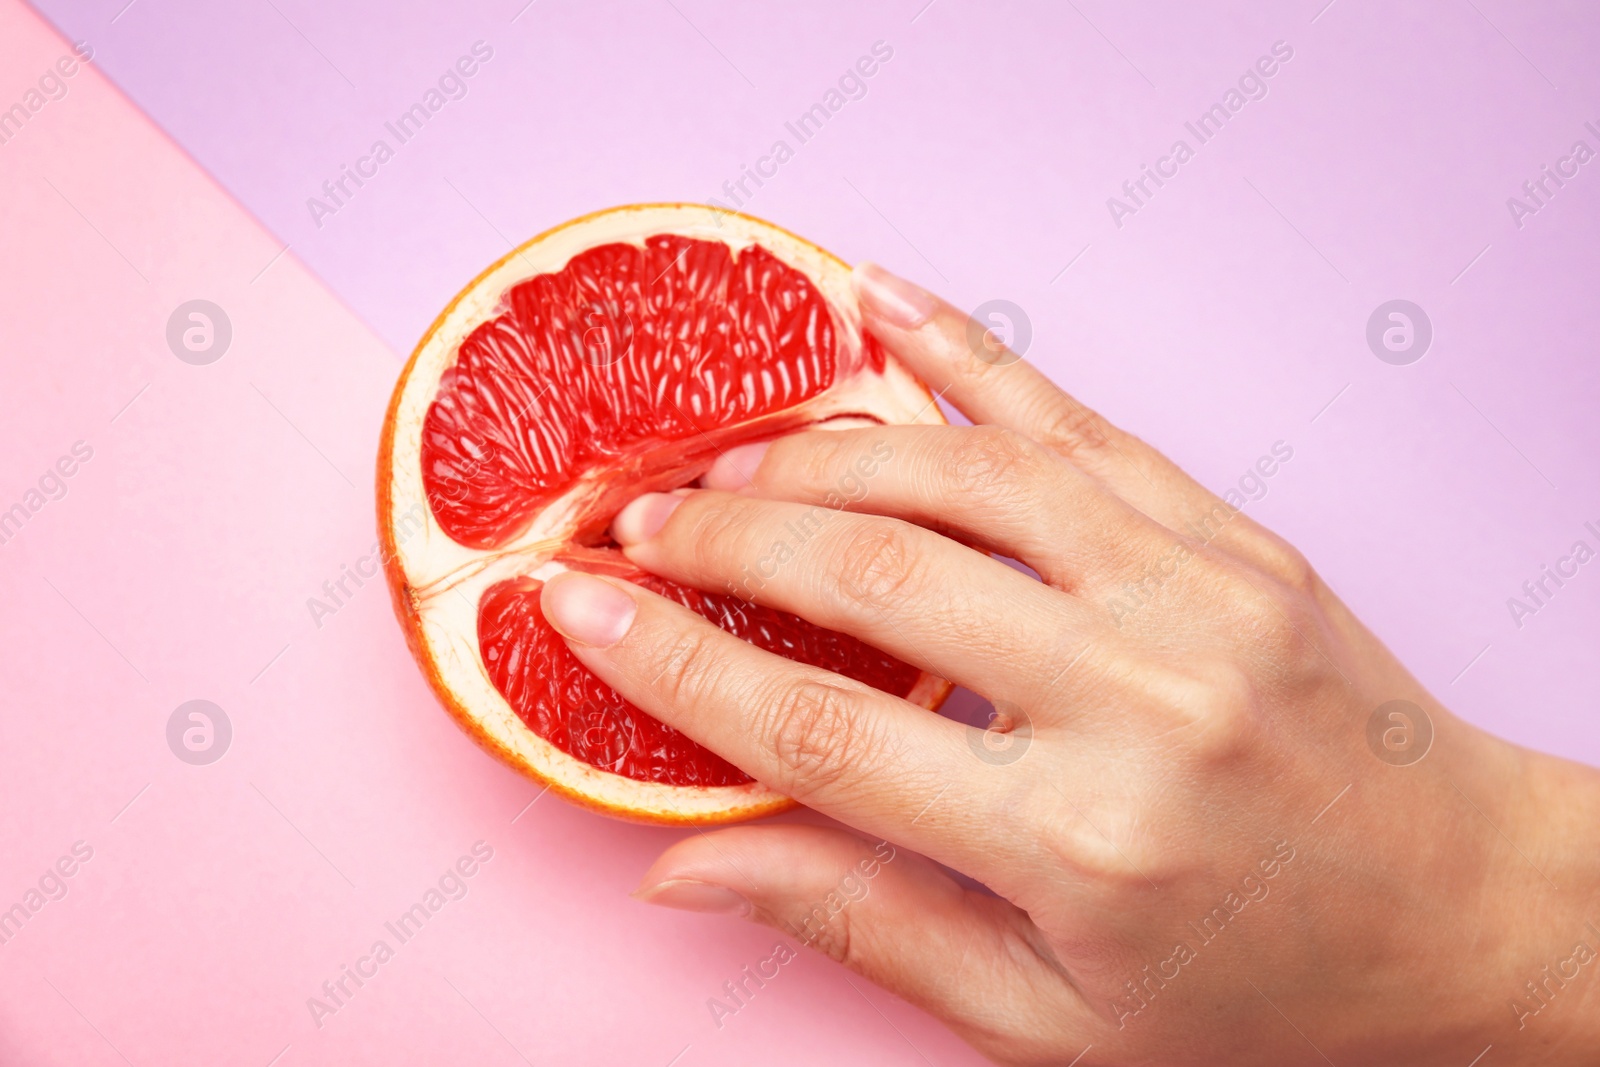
478, 553, 920, 787
422, 234, 884, 549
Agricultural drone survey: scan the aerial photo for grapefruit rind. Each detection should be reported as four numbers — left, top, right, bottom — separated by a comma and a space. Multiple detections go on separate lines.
378, 203, 949, 825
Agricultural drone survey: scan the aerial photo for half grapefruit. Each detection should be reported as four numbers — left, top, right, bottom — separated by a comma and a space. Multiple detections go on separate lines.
378, 204, 949, 824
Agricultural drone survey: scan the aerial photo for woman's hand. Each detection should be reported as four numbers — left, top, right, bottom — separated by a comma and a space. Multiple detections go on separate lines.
538, 263, 1600, 1066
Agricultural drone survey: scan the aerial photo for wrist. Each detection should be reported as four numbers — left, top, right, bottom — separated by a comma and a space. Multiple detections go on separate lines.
1478, 740, 1600, 1063
1514, 749, 1600, 1063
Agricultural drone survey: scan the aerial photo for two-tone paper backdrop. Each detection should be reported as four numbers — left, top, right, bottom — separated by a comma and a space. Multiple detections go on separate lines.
2, 0, 1597, 1062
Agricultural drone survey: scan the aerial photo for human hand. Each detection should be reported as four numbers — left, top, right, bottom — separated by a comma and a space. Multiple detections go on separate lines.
538, 262, 1600, 1065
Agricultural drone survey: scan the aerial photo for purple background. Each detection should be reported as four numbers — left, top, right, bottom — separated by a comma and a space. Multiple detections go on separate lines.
23, 0, 1600, 1060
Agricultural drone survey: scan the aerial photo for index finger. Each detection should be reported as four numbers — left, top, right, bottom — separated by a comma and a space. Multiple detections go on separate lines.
852, 261, 1312, 588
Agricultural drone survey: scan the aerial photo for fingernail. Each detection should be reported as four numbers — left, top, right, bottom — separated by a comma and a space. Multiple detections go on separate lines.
633, 879, 752, 916
703, 442, 770, 491
541, 572, 637, 648
854, 262, 937, 330
612, 492, 683, 546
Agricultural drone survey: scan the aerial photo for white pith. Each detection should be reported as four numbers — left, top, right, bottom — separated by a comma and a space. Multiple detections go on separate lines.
383, 204, 946, 821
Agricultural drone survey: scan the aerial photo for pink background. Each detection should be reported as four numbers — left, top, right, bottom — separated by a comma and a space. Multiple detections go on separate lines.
3, 0, 1598, 1063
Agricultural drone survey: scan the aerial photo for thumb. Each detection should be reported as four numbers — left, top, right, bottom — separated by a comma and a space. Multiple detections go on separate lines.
634, 824, 1090, 1058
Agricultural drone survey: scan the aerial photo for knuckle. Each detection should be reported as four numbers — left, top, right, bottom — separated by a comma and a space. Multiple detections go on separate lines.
830, 522, 923, 609
792, 901, 857, 965
1197, 554, 1290, 630
681, 496, 787, 596
682, 494, 751, 559
1036, 401, 1113, 463
947, 426, 1034, 481
1230, 522, 1321, 597
1261, 540, 1319, 597
1132, 660, 1258, 764
1228, 574, 1315, 661
1041, 811, 1164, 894
1175, 663, 1259, 762
763, 681, 869, 795
943, 428, 1049, 509
1084, 844, 1160, 894
649, 625, 729, 710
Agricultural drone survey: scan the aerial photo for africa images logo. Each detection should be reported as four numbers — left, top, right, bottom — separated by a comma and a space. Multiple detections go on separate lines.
0, 440, 93, 548
0, 41, 94, 150
1106, 40, 1295, 229
306, 842, 495, 1029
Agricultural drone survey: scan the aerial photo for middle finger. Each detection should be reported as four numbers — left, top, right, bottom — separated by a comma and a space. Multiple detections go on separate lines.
611, 489, 1090, 706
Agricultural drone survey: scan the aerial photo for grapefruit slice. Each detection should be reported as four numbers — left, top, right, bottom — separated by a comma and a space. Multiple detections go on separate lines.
378, 204, 949, 824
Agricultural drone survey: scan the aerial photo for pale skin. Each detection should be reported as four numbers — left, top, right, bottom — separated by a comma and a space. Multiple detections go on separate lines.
539, 262, 1600, 1066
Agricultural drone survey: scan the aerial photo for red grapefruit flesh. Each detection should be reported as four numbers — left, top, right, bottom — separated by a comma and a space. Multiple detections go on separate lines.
379, 204, 948, 824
